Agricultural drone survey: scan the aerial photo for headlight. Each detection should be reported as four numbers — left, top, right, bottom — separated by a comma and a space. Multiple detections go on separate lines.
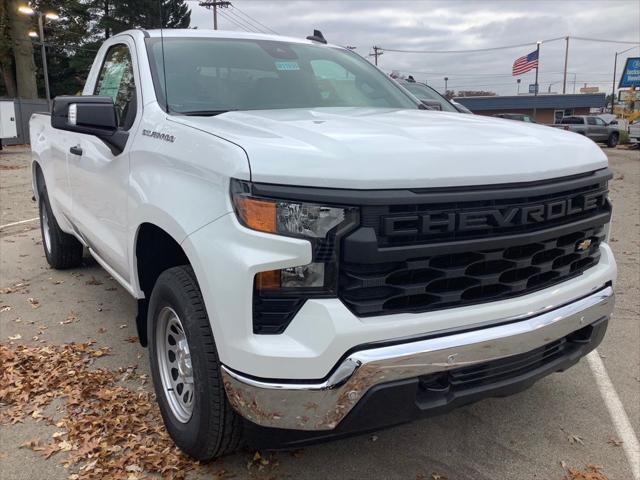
230, 179, 358, 303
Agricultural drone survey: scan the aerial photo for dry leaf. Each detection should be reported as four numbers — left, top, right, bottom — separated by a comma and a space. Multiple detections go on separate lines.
8, 333, 21, 340
607, 437, 623, 447
563, 464, 609, 480
1, 342, 201, 479
568, 434, 585, 445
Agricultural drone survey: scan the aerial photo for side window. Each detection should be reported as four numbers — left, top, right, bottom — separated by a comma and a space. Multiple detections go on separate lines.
587, 117, 597, 125
94, 44, 137, 130
594, 118, 606, 126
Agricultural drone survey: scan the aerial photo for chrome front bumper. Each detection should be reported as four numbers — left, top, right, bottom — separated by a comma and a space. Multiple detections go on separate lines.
221, 286, 614, 431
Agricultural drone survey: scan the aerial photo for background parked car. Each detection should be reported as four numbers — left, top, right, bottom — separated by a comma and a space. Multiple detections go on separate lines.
451, 99, 473, 114
550, 115, 619, 147
628, 119, 640, 144
394, 76, 460, 113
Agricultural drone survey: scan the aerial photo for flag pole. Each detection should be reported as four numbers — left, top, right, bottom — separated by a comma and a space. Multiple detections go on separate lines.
533, 41, 541, 121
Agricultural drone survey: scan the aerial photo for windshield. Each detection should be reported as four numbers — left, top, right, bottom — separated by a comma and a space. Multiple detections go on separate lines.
145, 38, 418, 114
400, 81, 457, 112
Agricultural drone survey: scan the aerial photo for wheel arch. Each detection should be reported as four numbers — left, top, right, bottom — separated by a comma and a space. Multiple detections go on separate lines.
132, 220, 192, 346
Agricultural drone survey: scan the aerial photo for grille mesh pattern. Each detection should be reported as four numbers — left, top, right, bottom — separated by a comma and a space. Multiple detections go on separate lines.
339, 227, 604, 316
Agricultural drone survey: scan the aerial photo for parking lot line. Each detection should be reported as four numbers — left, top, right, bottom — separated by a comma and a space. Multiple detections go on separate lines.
0, 217, 39, 230
587, 350, 640, 480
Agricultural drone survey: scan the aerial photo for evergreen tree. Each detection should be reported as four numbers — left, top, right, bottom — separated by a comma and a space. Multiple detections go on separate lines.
92, 0, 190, 37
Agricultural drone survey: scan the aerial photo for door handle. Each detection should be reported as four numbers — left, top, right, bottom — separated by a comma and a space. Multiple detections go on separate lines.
69, 145, 83, 156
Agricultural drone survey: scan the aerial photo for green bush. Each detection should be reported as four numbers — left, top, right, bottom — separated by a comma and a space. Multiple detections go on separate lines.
619, 130, 630, 145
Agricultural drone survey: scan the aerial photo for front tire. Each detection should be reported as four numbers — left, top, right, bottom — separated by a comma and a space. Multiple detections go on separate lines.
38, 189, 83, 269
148, 266, 242, 460
607, 133, 619, 148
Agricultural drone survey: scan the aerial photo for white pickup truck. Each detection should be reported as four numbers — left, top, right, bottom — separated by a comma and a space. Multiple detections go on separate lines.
30, 29, 616, 459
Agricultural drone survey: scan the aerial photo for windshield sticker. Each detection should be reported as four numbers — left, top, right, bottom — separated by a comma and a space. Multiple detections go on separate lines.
275, 61, 300, 71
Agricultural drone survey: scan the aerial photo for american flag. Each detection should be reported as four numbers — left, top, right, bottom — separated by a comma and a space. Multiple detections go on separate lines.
512, 50, 539, 76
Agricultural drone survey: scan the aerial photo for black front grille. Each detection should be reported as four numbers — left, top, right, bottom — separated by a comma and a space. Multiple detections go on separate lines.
339, 170, 611, 317
340, 226, 604, 315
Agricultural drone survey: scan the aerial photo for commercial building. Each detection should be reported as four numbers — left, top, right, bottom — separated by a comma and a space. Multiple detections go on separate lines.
454, 93, 607, 123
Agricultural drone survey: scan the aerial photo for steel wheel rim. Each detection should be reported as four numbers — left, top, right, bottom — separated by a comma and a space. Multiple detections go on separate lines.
156, 306, 194, 423
41, 204, 51, 254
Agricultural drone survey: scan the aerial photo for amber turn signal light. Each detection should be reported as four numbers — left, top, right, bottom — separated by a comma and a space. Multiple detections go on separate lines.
235, 197, 277, 233
255, 270, 281, 291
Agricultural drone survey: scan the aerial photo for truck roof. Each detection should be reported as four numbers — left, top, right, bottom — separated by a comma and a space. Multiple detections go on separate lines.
116, 28, 341, 49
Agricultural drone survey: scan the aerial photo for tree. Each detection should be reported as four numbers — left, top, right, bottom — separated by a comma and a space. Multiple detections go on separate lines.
5, 0, 38, 98
0, 1, 17, 96
91, 0, 190, 38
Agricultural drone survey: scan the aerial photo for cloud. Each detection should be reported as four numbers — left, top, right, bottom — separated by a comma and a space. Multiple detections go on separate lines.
187, 0, 640, 94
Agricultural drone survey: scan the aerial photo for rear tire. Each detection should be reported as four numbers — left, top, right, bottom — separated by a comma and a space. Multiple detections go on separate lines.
148, 265, 243, 460
607, 133, 619, 148
38, 189, 83, 269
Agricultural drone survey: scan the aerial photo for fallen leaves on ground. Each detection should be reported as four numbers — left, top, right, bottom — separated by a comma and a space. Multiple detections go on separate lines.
563, 464, 609, 480
27, 297, 40, 309
606, 437, 623, 447
60, 311, 79, 325
0, 281, 30, 294
0, 342, 202, 479
85, 277, 103, 286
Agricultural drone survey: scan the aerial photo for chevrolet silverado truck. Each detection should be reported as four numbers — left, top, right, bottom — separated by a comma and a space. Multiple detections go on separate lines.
29, 29, 616, 460
551, 115, 620, 147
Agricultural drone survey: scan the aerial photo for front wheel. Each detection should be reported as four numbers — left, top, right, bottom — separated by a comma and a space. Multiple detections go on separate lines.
148, 265, 243, 460
607, 133, 619, 148
38, 189, 83, 269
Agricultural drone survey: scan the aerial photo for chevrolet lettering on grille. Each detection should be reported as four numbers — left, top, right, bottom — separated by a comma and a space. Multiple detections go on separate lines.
382, 191, 606, 236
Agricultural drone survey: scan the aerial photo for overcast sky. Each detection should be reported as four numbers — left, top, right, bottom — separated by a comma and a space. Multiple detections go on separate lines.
186, 0, 640, 96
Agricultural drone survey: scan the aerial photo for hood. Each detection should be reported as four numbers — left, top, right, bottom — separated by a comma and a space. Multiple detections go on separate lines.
172, 108, 608, 189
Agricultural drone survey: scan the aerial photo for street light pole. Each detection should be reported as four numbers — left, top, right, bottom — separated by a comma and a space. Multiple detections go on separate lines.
517, 78, 521, 95
444, 77, 448, 94
611, 45, 639, 114
37, 13, 50, 108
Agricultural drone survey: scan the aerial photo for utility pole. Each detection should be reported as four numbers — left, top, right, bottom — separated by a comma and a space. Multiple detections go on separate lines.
369, 46, 383, 66
562, 36, 569, 94
199, 1, 232, 30
612, 51, 618, 114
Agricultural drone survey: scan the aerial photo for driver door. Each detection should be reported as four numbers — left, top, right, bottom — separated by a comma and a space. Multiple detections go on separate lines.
67, 39, 139, 282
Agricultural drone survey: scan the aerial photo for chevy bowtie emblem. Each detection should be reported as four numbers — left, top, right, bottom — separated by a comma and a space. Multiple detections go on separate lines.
576, 239, 592, 252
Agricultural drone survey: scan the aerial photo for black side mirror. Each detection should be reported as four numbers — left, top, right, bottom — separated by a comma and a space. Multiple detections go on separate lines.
51, 96, 128, 155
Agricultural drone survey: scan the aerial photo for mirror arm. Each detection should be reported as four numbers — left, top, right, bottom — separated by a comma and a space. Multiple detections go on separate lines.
99, 130, 129, 156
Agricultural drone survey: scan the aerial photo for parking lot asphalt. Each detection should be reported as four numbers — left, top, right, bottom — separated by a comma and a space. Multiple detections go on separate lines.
1, 145, 638, 480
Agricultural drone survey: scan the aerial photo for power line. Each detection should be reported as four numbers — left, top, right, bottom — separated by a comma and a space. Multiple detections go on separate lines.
571, 36, 640, 45
380, 37, 565, 54
217, 9, 255, 32
380, 35, 639, 54
223, 8, 267, 33
230, 5, 279, 34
